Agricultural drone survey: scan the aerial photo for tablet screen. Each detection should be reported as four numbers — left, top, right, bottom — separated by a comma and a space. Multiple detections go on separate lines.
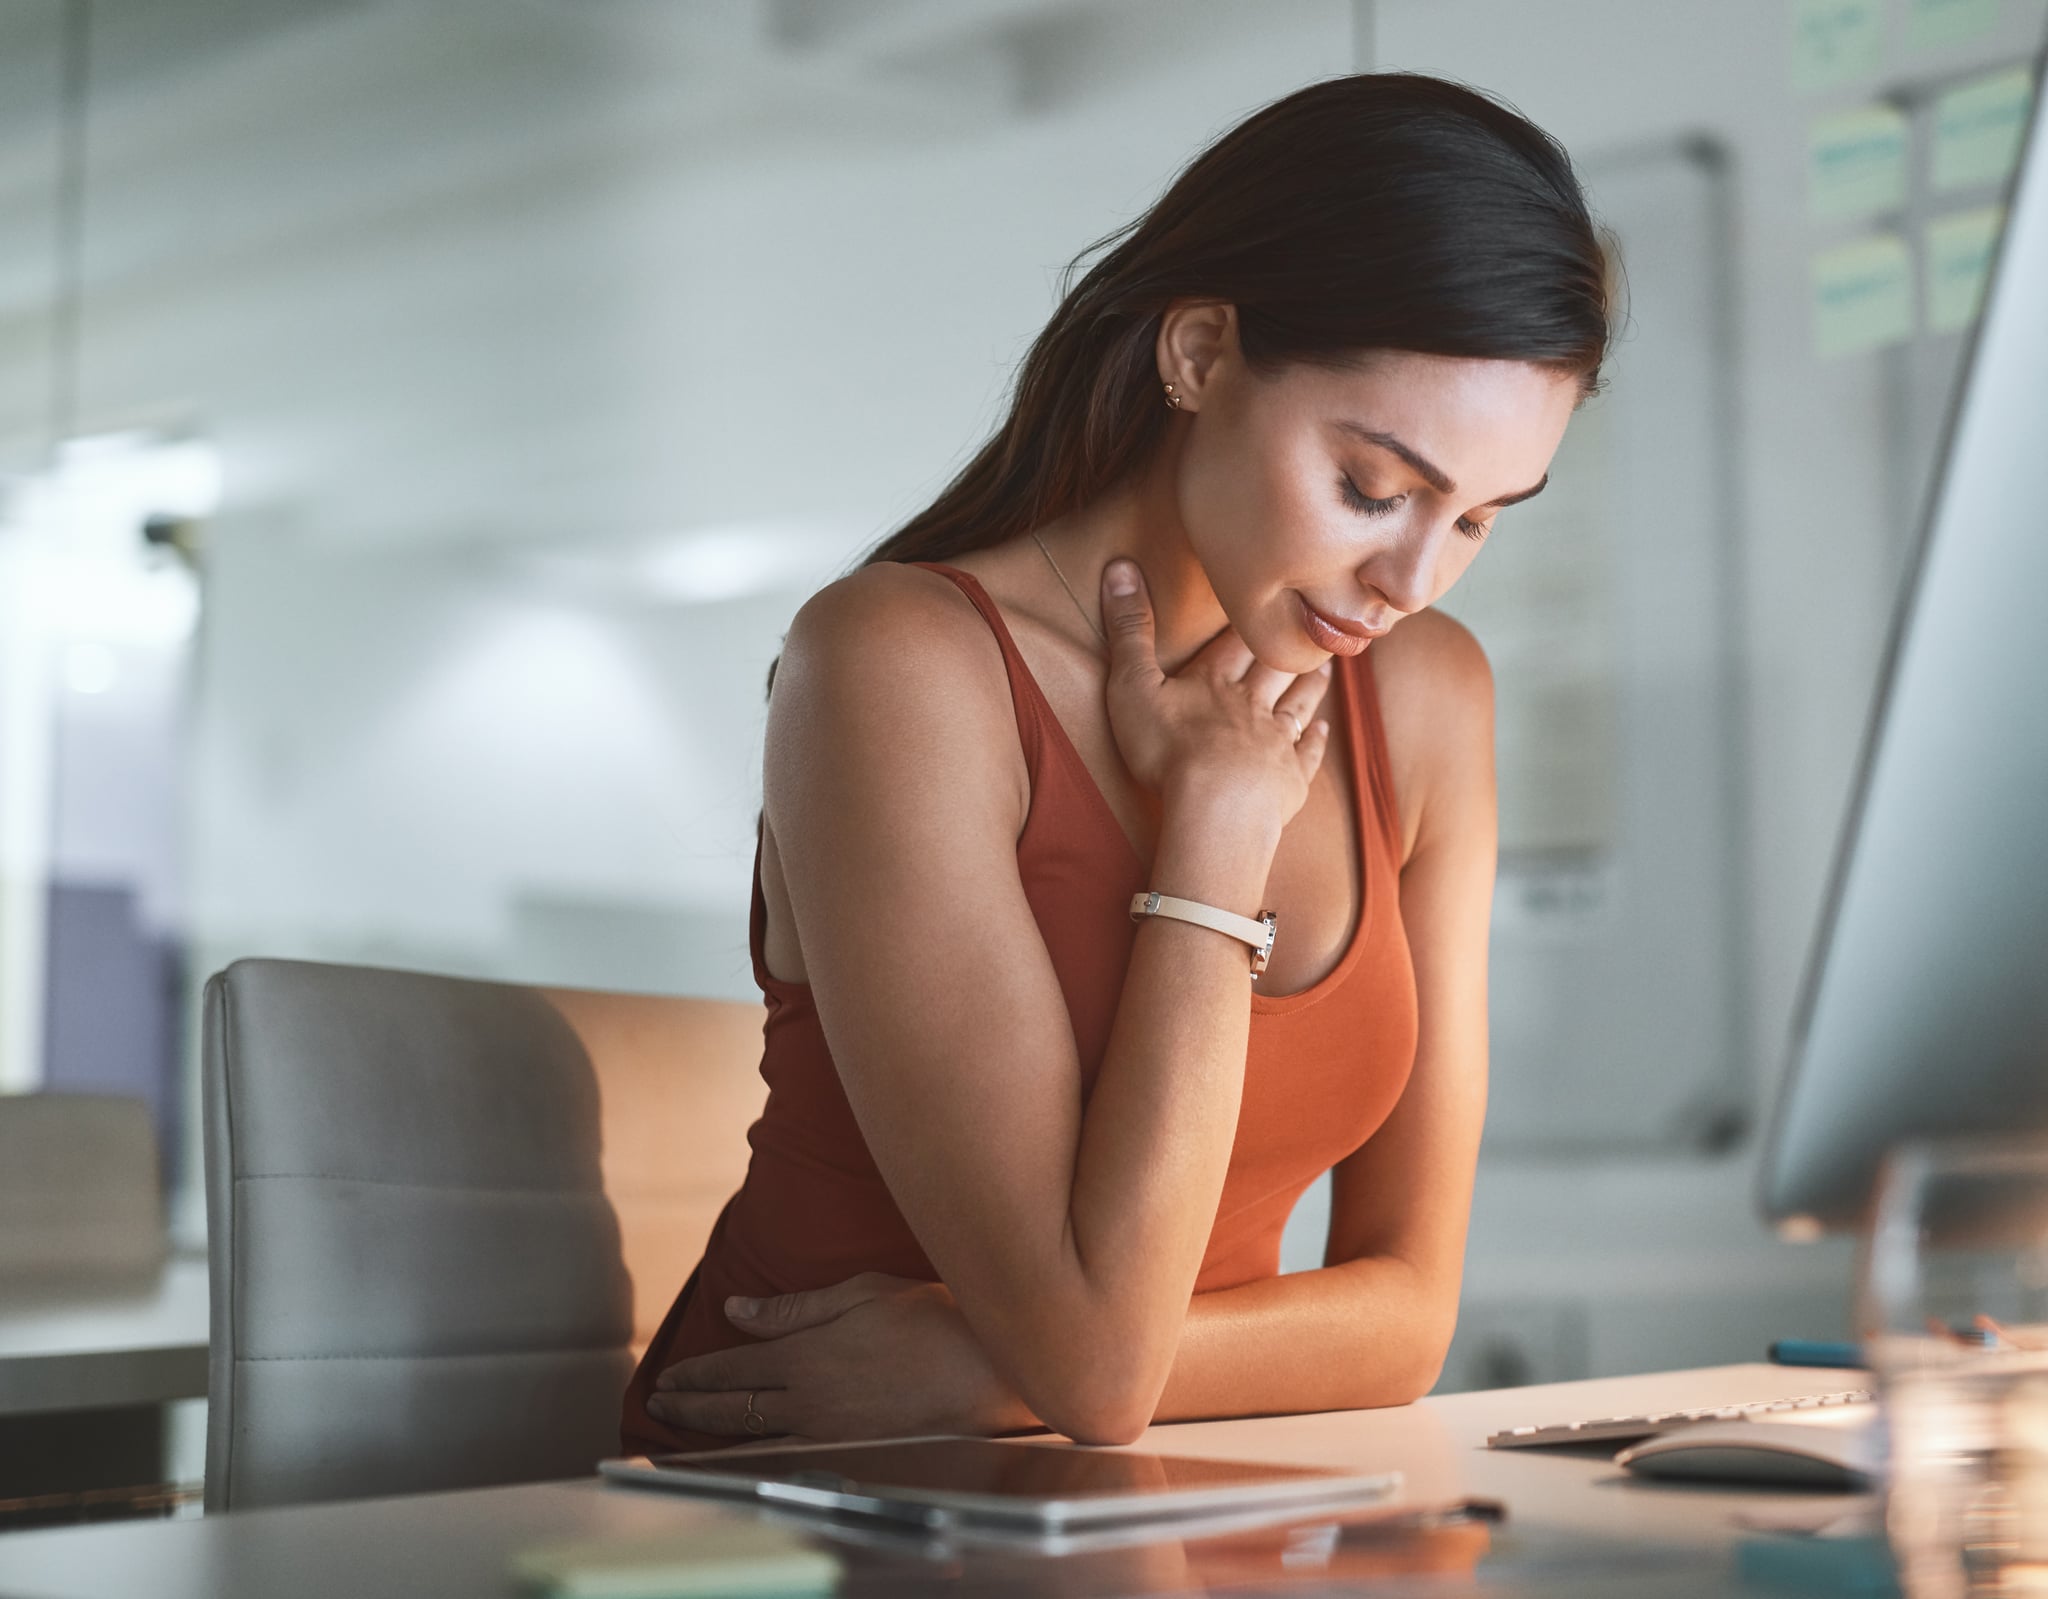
650, 1438, 1342, 1500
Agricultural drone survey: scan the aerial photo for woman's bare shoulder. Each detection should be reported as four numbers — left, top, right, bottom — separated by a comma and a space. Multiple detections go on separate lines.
781, 563, 1006, 689
1370, 607, 1492, 702
786, 560, 995, 659
770, 562, 1026, 815
1364, 608, 1495, 858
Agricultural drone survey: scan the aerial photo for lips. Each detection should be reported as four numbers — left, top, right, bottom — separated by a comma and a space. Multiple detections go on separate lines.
1297, 595, 1384, 657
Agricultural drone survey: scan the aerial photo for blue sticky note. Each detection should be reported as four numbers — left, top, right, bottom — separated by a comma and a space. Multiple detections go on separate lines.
1791, 0, 1887, 92
1809, 104, 1910, 221
1933, 66, 2035, 191
1812, 234, 1916, 356
1925, 206, 2005, 331
1906, 0, 2001, 49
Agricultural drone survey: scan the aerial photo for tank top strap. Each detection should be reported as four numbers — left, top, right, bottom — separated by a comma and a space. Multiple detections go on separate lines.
1346, 647, 1405, 864
905, 561, 1056, 779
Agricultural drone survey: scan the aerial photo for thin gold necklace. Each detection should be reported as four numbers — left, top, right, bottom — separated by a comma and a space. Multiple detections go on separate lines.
1030, 530, 1107, 654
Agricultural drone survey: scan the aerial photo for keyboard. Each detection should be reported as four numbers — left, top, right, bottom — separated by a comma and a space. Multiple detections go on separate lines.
1485, 1388, 1875, 1449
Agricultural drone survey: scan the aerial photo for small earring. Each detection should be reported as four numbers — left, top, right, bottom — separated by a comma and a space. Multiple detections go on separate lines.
1163, 381, 1184, 411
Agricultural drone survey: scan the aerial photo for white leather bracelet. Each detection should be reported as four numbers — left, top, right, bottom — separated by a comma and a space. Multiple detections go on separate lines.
1129, 891, 1279, 982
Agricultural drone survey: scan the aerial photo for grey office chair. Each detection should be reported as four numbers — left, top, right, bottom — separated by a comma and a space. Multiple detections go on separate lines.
201, 958, 765, 1512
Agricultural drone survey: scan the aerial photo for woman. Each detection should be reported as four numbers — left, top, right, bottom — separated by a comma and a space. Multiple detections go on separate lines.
623, 72, 1611, 1452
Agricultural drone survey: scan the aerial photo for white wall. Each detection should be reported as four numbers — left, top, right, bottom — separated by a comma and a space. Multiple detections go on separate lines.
73, 2, 1356, 985
15, 0, 1359, 1240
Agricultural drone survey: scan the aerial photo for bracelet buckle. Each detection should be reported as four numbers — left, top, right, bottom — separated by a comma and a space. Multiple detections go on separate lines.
1249, 912, 1277, 980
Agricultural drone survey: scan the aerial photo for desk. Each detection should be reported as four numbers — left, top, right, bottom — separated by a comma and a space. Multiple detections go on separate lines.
0, 1257, 209, 1418
0, 1363, 1877, 1597
0, 1257, 210, 1503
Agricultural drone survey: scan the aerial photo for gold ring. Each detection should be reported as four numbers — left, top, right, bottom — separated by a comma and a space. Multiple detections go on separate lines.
743, 1391, 767, 1436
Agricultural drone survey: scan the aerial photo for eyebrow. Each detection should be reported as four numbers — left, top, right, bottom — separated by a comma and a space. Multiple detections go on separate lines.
1334, 422, 1549, 509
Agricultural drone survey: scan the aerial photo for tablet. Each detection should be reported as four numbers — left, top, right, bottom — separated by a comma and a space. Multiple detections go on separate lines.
598, 1436, 1401, 1534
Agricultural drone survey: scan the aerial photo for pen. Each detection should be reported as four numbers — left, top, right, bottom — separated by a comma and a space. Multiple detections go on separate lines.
1767, 1338, 1863, 1368
1324, 1496, 1506, 1544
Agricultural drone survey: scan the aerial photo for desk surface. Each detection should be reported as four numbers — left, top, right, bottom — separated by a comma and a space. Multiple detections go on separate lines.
0, 1257, 209, 1417
0, 1363, 1880, 1597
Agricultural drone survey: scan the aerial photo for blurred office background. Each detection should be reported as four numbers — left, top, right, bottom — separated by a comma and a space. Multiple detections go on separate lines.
0, 0, 2040, 1502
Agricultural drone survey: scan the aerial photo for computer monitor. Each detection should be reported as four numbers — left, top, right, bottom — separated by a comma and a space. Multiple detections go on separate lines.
1760, 64, 2048, 1235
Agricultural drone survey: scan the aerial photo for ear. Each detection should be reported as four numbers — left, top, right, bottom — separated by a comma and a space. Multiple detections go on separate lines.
1155, 301, 1237, 412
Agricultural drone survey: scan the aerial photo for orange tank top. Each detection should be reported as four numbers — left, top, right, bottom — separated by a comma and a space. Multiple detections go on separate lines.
621, 563, 1418, 1454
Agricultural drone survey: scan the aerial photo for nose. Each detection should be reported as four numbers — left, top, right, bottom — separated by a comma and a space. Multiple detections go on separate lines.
1358, 523, 1444, 617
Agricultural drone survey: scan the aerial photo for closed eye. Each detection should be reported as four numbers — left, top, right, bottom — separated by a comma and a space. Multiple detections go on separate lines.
1339, 476, 1402, 518
1339, 475, 1492, 542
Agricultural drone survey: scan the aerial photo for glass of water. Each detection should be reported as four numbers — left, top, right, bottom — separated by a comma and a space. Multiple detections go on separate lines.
1860, 1138, 2048, 1599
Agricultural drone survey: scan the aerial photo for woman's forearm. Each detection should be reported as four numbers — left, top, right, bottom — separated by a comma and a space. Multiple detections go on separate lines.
1155, 1257, 1453, 1421
965, 1255, 1453, 1438
1051, 811, 1279, 1366
966, 802, 1280, 1442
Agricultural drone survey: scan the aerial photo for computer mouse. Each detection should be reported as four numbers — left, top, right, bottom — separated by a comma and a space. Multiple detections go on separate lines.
1615, 1419, 1882, 1490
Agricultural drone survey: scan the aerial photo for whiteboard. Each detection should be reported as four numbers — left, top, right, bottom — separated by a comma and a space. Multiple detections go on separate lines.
1437, 139, 1748, 1153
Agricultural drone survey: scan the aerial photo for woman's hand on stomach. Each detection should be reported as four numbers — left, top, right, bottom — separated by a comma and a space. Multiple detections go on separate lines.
647, 1275, 1031, 1443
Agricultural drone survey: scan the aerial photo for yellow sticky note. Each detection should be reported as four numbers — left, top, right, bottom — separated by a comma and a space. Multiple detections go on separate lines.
1812, 234, 1916, 357
1932, 66, 2035, 190
511, 1524, 840, 1599
1906, 0, 2000, 49
1790, 0, 1886, 92
1924, 206, 2005, 331
1808, 104, 1910, 221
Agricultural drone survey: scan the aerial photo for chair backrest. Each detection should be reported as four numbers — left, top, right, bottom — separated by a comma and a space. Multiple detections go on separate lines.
0, 1092, 166, 1280
540, 987, 767, 1355
202, 958, 765, 1512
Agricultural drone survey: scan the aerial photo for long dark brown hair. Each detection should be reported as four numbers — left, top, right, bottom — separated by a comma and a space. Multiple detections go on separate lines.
863, 72, 1614, 570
